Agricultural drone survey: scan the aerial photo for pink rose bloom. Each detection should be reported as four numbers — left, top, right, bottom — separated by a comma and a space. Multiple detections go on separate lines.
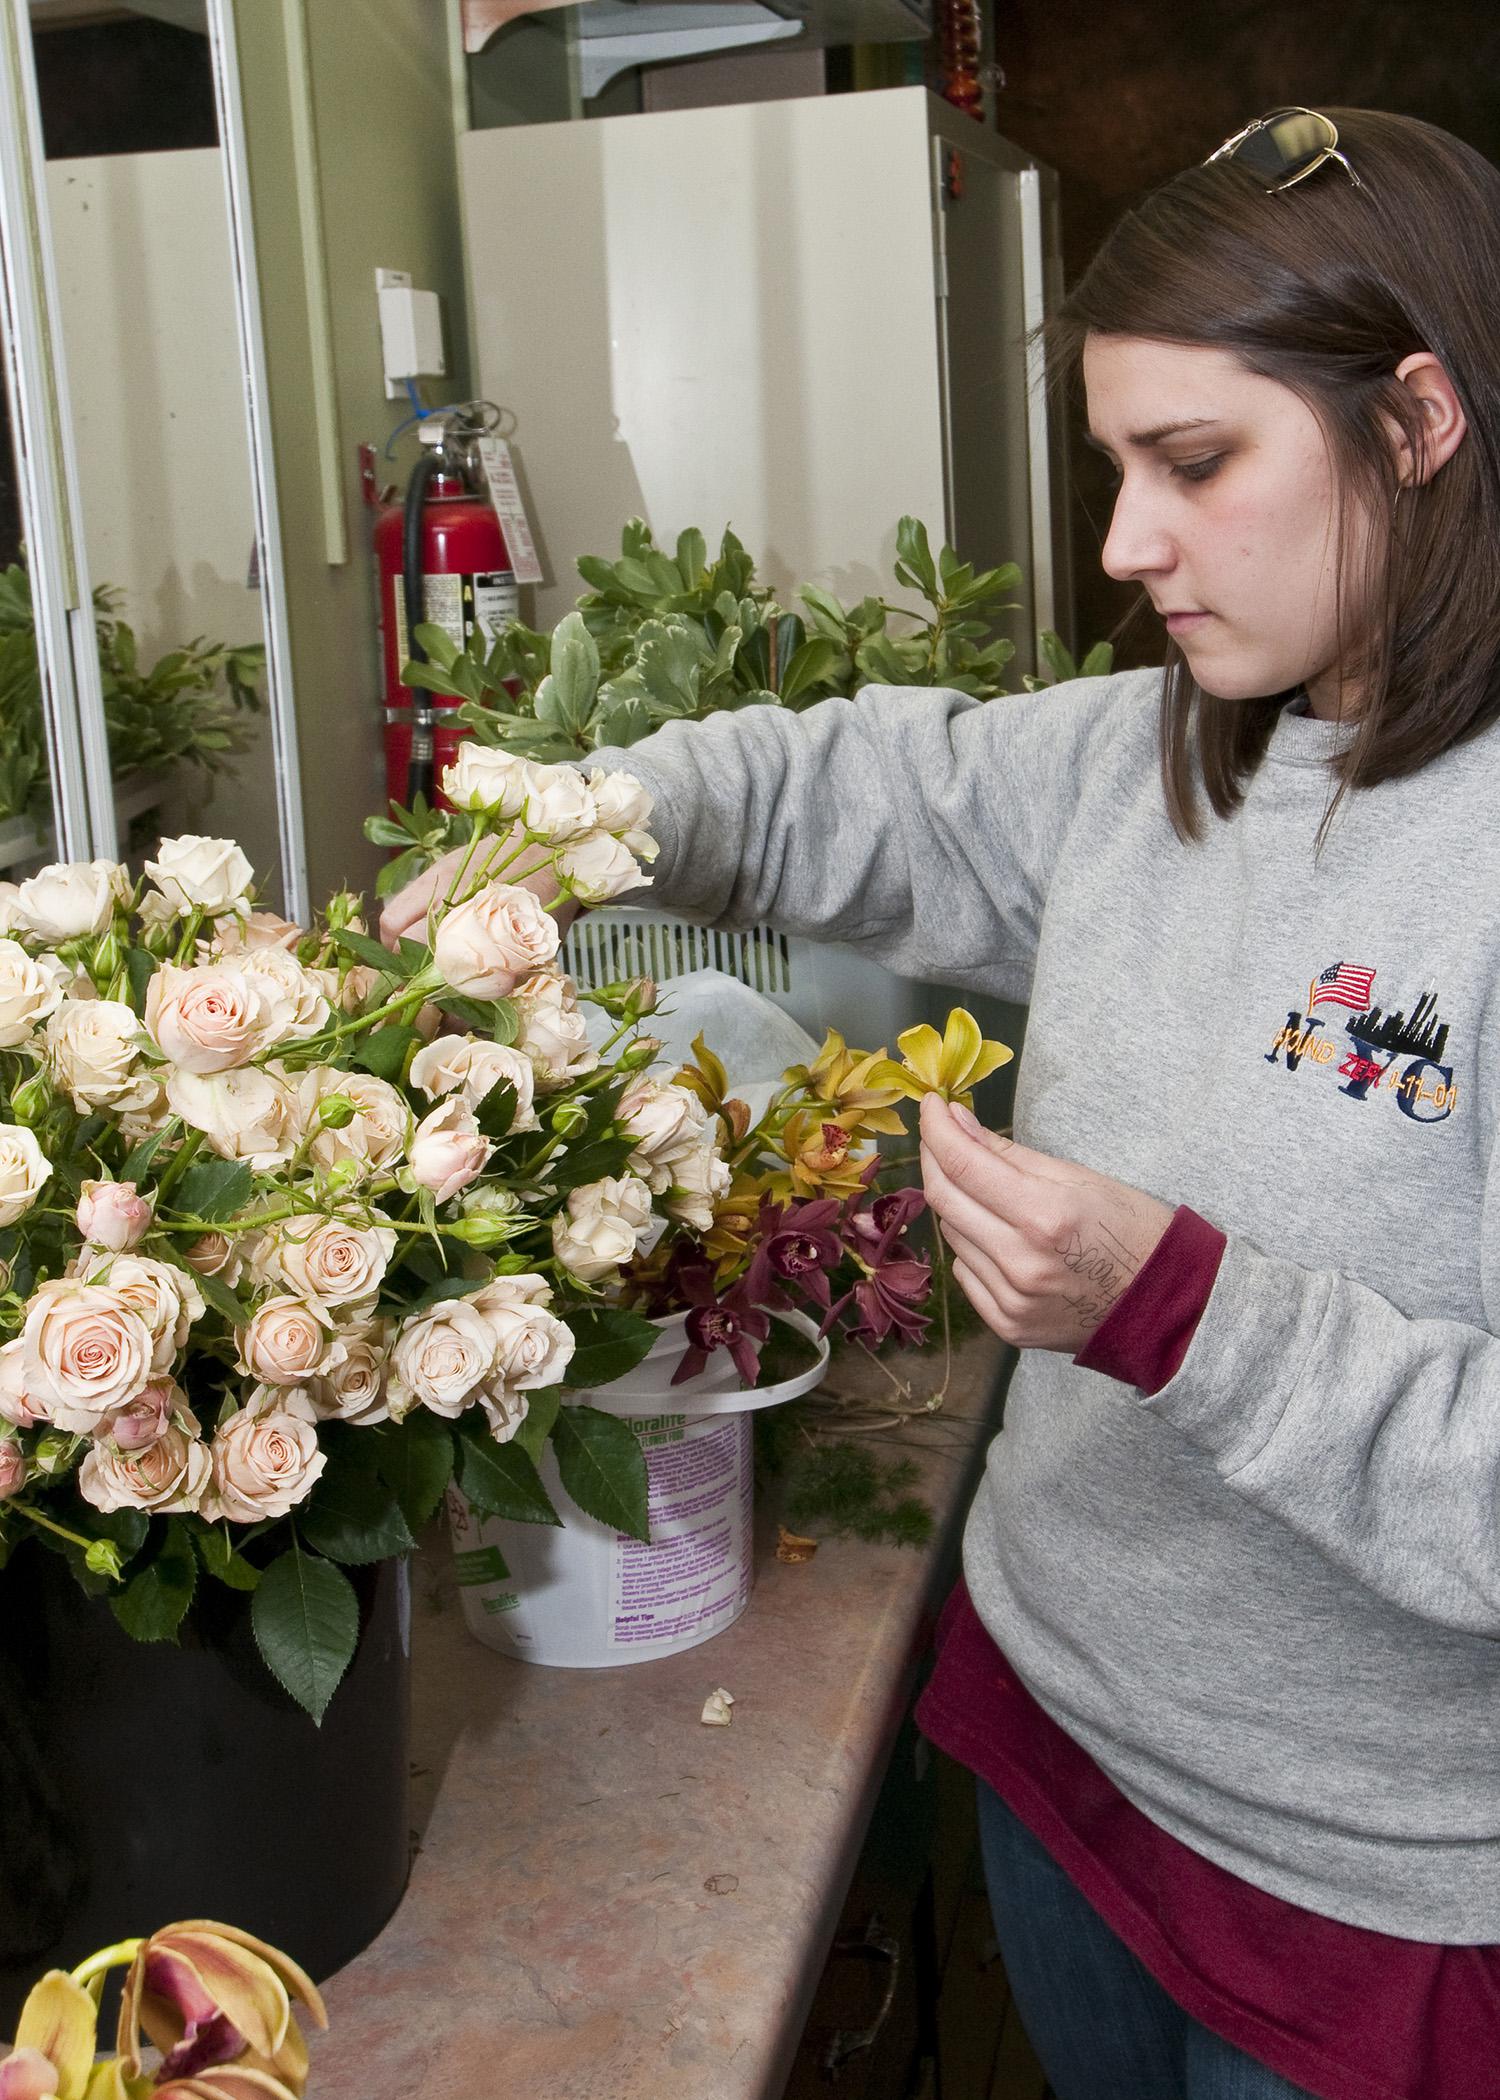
76, 1177, 154, 1252
78, 1421, 210, 1515
203, 1389, 326, 1523
408, 1099, 492, 1204
237, 1296, 337, 1386
0, 1337, 41, 1426
22, 1279, 155, 1433
102, 1378, 179, 1452
432, 881, 560, 1000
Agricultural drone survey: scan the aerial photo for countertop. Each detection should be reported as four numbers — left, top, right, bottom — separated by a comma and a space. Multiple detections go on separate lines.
309, 1333, 1009, 2100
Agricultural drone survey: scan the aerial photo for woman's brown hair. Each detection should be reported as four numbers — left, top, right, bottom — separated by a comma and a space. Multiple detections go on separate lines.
1048, 108, 1500, 844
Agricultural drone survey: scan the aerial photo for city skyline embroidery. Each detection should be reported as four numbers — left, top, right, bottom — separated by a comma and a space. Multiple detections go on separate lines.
1267, 961, 1458, 1122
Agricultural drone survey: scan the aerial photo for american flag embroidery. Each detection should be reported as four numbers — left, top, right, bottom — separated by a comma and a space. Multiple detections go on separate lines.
1308, 961, 1376, 1013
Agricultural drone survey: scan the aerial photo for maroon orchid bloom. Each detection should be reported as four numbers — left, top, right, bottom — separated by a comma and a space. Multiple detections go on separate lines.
839, 1251, 933, 1346
673, 1261, 771, 1386
745, 1195, 845, 1311
844, 1184, 929, 1265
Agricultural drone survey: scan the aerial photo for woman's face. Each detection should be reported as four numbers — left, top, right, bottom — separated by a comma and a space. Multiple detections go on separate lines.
1083, 333, 1379, 718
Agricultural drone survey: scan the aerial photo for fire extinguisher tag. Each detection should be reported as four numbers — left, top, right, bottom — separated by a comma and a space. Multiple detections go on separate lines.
476, 436, 545, 586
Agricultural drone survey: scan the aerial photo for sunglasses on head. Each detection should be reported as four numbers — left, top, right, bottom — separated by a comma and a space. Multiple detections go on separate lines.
1205, 107, 1364, 194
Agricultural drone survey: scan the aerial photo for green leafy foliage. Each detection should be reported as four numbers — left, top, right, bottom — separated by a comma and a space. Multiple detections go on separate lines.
454, 1415, 560, 1526
551, 1402, 650, 1541
1022, 630, 1116, 692
373, 516, 1102, 785
370, 1412, 455, 1533
251, 1540, 360, 1725
562, 1304, 660, 1390
0, 560, 263, 825
299, 1434, 417, 1565
108, 1521, 197, 1639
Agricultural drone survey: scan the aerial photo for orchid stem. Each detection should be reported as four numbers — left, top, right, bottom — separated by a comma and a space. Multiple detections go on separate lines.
70, 1938, 145, 1988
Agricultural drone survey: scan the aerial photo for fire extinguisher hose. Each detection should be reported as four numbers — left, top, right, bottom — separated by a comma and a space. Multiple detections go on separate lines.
402, 448, 444, 804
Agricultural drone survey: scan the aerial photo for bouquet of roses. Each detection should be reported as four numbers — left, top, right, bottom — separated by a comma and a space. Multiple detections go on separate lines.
0, 760, 726, 1720
0, 743, 1011, 1722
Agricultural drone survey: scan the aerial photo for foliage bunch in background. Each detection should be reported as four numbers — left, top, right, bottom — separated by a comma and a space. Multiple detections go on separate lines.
378, 515, 1112, 796
0, 563, 262, 827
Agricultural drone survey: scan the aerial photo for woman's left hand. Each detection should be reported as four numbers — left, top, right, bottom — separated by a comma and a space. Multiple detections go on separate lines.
918, 1094, 1175, 1353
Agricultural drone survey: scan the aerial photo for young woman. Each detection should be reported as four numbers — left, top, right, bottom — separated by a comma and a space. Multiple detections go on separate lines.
384, 108, 1500, 2097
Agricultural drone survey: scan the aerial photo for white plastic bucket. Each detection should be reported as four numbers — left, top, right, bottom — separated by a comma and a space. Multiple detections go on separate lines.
447, 1309, 828, 1667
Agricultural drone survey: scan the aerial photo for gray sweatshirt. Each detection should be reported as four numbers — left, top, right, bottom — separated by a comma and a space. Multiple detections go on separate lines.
591, 668, 1500, 1942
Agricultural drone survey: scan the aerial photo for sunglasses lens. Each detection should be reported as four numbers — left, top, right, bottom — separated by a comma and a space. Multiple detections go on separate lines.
1228, 109, 1335, 185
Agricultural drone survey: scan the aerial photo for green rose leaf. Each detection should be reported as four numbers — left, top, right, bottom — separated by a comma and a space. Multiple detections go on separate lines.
125, 945, 158, 1009
349, 1024, 419, 1082
109, 1524, 197, 1642
168, 1159, 254, 1225
300, 1445, 417, 1566
194, 1523, 262, 1591
189, 1266, 248, 1325
334, 927, 416, 978
512, 1384, 562, 1464
563, 1304, 659, 1390
552, 1403, 650, 1542
119, 1126, 173, 1187
455, 1415, 560, 1526
371, 1411, 455, 1532
251, 1542, 359, 1725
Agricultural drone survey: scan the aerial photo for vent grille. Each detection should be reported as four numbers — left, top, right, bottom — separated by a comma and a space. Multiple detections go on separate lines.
560, 912, 793, 999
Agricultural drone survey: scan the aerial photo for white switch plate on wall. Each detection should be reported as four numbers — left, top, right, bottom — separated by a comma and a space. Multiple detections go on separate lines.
376, 266, 445, 398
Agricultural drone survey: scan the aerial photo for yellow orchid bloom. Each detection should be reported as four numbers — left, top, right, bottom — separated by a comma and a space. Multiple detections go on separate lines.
670, 1033, 730, 1119
1, 1971, 99, 2100
768, 1110, 875, 1201
869, 1007, 1013, 1105
783, 1028, 907, 1136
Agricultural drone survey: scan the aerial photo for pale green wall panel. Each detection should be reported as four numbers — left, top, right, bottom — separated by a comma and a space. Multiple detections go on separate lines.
233, 0, 471, 904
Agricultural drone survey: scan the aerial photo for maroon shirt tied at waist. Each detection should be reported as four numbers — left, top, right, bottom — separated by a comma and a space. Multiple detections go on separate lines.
916, 1205, 1500, 2100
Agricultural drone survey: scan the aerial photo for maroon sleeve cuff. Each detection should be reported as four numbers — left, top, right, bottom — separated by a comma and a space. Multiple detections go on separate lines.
1073, 1205, 1227, 1397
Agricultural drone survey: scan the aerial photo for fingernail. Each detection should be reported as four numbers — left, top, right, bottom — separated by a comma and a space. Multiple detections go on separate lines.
951, 1101, 983, 1136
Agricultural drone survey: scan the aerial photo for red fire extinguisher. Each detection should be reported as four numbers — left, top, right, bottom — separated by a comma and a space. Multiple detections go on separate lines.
373, 412, 519, 809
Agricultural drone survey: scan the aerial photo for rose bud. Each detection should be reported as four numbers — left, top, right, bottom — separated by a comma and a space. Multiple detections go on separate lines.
316, 1093, 357, 1130
105, 1379, 178, 1452
408, 1098, 492, 1204
620, 1036, 663, 1071
549, 1100, 589, 1137
9, 1069, 49, 1125
0, 1438, 26, 1499
84, 1537, 125, 1580
32, 1432, 72, 1475
76, 1177, 154, 1253
184, 1231, 243, 1285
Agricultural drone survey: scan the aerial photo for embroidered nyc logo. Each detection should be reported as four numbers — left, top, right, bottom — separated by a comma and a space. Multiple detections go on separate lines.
1264, 962, 1457, 1123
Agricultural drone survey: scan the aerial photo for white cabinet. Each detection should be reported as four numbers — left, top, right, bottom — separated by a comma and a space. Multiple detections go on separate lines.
460, 85, 1070, 665
462, 86, 1065, 1062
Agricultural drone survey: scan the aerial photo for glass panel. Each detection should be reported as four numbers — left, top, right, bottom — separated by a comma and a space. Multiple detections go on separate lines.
19, 0, 286, 906
0, 331, 53, 873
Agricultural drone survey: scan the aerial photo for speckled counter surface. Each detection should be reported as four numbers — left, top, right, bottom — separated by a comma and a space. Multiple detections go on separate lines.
308, 1335, 1008, 2100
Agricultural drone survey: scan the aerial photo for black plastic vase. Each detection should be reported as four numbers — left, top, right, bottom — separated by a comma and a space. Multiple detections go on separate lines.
0, 1543, 411, 2028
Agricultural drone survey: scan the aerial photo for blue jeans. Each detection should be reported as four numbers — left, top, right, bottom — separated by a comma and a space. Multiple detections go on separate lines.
976, 1781, 1318, 2100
